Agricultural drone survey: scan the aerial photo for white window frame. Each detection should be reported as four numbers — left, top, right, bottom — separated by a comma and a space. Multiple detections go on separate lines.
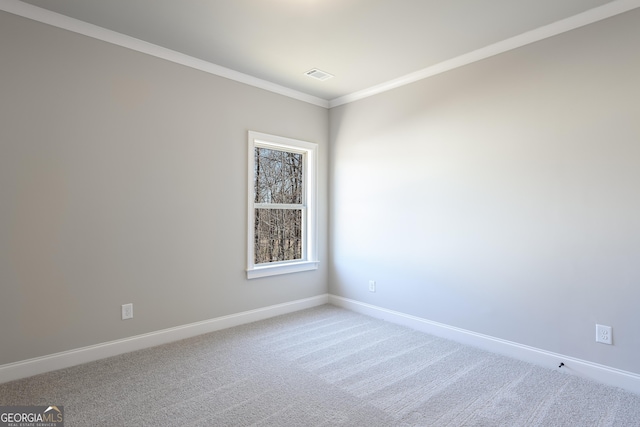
247, 131, 319, 279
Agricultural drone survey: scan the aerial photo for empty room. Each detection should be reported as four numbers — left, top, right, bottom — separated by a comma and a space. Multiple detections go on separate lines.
1, 0, 640, 425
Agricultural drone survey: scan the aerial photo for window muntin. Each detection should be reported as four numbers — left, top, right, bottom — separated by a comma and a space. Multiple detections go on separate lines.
247, 132, 318, 278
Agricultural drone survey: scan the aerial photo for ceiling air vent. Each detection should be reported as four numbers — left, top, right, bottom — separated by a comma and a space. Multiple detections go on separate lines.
305, 68, 334, 81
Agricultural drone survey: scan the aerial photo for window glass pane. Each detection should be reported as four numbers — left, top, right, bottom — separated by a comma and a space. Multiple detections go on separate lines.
254, 148, 303, 204
254, 208, 303, 264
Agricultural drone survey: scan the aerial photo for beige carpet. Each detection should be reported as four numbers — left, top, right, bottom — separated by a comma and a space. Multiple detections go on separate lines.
1, 305, 639, 426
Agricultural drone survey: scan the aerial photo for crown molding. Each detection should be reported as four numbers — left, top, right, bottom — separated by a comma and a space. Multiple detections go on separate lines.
0, 0, 330, 108
2, 0, 639, 110
329, 0, 640, 108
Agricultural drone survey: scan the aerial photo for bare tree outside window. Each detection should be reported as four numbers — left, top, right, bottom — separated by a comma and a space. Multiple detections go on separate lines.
254, 147, 304, 264
247, 131, 317, 279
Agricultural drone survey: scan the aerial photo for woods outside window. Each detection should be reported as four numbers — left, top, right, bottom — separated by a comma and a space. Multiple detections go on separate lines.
247, 131, 318, 279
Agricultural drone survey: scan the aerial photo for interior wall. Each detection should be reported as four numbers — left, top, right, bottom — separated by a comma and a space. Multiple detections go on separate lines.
329, 9, 640, 374
0, 11, 328, 366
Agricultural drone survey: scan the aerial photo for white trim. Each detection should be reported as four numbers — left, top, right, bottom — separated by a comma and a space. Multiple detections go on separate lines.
328, 295, 640, 395
0, 0, 329, 108
0, 294, 329, 384
328, 0, 640, 107
247, 260, 319, 279
247, 131, 318, 279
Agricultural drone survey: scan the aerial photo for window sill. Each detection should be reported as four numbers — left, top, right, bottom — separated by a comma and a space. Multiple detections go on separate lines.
247, 261, 319, 279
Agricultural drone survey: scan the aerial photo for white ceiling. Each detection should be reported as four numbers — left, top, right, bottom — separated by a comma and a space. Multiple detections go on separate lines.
5, 0, 638, 106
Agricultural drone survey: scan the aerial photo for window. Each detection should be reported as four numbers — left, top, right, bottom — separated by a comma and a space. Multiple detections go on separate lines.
247, 131, 318, 279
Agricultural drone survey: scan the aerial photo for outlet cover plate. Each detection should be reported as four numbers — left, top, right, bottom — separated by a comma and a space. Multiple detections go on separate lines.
596, 324, 612, 345
122, 303, 133, 320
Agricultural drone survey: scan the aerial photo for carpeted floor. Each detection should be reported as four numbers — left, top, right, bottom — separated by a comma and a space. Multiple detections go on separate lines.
1, 305, 639, 426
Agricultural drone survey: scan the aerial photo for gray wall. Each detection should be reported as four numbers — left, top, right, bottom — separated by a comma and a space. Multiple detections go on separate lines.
329, 9, 640, 374
0, 11, 328, 366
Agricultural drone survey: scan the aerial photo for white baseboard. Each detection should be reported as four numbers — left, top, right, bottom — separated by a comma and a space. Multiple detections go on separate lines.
0, 294, 329, 384
329, 294, 640, 395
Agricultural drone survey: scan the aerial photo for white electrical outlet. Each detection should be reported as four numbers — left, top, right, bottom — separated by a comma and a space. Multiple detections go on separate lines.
596, 324, 612, 345
122, 303, 133, 320
369, 280, 376, 292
